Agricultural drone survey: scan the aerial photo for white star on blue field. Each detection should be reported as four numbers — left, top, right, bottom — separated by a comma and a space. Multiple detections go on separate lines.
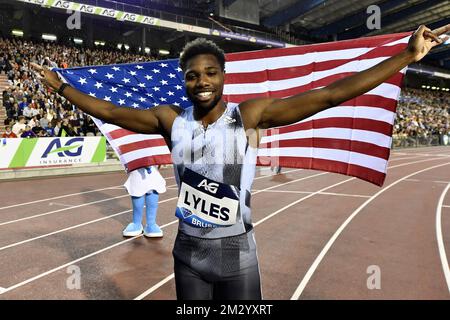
58, 60, 192, 123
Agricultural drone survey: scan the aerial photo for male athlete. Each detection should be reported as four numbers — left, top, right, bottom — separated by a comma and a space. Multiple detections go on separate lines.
32, 24, 449, 299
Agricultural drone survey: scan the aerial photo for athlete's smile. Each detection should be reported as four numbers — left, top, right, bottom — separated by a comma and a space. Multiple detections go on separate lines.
184, 53, 224, 110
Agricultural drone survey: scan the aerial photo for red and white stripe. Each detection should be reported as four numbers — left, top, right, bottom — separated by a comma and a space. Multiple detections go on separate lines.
224, 32, 410, 186
99, 32, 410, 185
94, 122, 172, 171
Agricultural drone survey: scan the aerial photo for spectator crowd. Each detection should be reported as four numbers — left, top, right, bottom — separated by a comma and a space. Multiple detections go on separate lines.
0, 37, 156, 139
393, 88, 449, 146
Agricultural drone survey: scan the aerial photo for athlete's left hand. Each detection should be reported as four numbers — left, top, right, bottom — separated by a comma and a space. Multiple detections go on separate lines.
407, 24, 449, 62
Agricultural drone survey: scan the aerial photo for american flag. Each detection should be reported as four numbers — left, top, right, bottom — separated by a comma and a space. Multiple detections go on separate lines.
57, 32, 410, 186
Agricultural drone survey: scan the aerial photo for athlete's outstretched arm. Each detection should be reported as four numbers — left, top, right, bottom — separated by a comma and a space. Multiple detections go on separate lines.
240, 24, 449, 130
30, 63, 179, 135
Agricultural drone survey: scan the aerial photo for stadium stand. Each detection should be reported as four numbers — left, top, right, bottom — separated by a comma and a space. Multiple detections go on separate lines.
0, 37, 154, 137
393, 88, 449, 147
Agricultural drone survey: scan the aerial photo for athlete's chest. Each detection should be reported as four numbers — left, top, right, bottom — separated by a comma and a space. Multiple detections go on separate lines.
171, 107, 247, 163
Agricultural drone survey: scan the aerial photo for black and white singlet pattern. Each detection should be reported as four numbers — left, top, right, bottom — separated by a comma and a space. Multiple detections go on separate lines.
171, 103, 257, 239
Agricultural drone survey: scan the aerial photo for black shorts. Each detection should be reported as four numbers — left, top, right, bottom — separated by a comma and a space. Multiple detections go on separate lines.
172, 225, 262, 300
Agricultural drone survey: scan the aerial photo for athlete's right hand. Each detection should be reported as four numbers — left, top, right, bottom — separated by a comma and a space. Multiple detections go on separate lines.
30, 62, 62, 91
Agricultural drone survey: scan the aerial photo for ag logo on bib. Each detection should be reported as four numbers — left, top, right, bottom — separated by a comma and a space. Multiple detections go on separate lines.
176, 169, 239, 228
197, 179, 218, 193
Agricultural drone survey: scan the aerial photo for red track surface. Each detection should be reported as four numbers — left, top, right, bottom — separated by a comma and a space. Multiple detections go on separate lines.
0, 146, 449, 300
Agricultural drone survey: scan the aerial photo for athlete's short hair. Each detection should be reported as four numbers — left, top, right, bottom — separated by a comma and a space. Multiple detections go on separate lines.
179, 38, 225, 72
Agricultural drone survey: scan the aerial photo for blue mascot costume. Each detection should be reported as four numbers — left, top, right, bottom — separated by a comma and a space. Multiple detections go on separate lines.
123, 166, 166, 237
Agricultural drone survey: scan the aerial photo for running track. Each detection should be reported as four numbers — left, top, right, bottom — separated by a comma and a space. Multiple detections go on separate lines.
0, 146, 449, 299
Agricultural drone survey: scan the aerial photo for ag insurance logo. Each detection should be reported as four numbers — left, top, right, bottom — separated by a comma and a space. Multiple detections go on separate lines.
40, 137, 84, 164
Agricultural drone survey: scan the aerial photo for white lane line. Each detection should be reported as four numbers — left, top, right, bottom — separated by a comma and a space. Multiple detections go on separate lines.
0, 183, 178, 226
0, 287, 5, 294
0, 169, 307, 294
436, 183, 450, 294
258, 167, 273, 171
252, 173, 328, 196
0, 197, 178, 252
250, 190, 370, 198
386, 157, 446, 171
290, 161, 450, 300
404, 179, 450, 184
0, 175, 175, 211
0, 185, 122, 210
319, 192, 371, 198
134, 275, 175, 300
443, 205, 450, 208
0, 195, 128, 227
251, 190, 312, 194
391, 147, 450, 155
49, 202, 73, 207
256, 168, 303, 177
389, 155, 427, 162
401, 153, 450, 157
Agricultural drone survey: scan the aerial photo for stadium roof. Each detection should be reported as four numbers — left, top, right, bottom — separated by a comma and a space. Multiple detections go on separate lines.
72, 0, 450, 68
87, 0, 449, 38
3, 0, 449, 69
257, 0, 450, 68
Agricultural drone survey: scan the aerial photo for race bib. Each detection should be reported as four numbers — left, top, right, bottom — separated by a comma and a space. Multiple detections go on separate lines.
176, 168, 239, 228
